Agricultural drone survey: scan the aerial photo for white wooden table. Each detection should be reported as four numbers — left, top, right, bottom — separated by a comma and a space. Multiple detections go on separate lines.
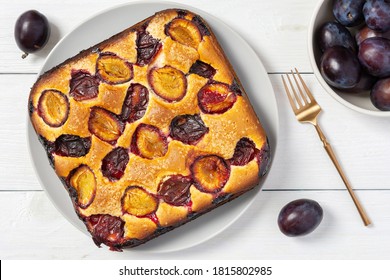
1, 0, 390, 260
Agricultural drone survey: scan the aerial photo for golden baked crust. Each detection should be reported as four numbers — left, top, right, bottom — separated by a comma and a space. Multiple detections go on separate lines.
28, 9, 271, 250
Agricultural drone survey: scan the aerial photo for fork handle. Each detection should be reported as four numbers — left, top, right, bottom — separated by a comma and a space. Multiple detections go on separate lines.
314, 123, 371, 226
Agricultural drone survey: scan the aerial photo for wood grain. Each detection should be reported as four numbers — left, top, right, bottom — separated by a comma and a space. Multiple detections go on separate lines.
0, 190, 388, 259
1, 0, 390, 260
0, 0, 318, 73
3, 74, 389, 191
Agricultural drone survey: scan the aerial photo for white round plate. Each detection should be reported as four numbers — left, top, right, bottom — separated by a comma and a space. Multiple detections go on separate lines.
27, 0, 279, 253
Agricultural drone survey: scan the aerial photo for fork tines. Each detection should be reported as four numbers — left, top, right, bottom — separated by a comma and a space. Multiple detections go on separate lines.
281, 68, 316, 111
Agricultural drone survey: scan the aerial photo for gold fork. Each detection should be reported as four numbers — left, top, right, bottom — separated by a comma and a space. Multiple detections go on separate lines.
281, 68, 371, 226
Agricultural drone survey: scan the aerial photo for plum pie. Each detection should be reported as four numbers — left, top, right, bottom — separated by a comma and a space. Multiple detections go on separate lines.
28, 9, 271, 250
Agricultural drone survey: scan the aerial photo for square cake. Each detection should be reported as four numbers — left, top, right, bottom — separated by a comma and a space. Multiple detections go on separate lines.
28, 8, 271, 250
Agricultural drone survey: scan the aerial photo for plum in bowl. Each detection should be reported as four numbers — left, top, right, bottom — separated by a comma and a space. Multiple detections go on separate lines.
308, 0, 390, 116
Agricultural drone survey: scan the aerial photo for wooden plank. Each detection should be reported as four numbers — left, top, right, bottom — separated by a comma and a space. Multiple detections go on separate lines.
0, 190, 388, 259
0, 0, 319, 74
2, 73, 389, 191
0, 74, 42, 191
3, 0, 390, 262
267, 74, 390, 191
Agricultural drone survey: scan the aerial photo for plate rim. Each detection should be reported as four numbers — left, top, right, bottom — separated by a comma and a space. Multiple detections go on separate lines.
27, 0, 279, 253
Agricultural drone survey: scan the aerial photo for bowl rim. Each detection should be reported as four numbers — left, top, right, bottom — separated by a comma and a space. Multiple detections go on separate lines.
307, 0, 390, 117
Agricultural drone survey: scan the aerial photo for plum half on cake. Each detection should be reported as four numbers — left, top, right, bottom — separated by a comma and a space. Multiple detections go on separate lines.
28, 9, 271, 250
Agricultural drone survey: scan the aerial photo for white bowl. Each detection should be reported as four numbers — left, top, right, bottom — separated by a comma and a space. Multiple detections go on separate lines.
308, 0, 390, 117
